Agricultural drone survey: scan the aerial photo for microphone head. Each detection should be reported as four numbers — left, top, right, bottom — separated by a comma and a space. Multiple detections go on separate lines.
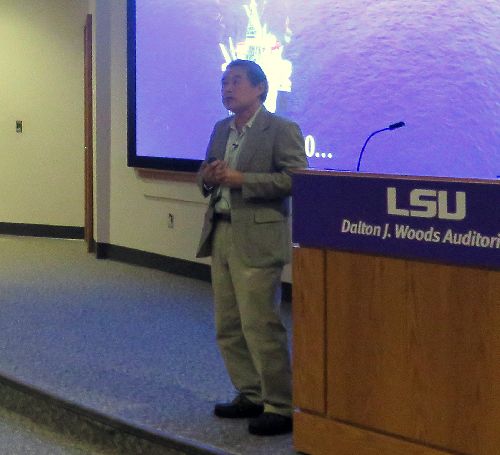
389, 121, 405, 130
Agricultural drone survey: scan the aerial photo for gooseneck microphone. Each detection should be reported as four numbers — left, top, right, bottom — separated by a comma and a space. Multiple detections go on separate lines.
389, 121, 405, 130
356, 121, 406, 172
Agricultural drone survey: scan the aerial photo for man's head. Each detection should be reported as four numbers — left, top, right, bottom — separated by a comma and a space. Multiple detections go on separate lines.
221, 60, 268, 114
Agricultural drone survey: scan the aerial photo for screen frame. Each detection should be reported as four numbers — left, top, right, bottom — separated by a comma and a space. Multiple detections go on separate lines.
126, 0, 203, 172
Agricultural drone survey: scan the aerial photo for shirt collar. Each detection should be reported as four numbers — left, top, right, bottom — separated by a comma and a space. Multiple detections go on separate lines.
229, 105, 262, 133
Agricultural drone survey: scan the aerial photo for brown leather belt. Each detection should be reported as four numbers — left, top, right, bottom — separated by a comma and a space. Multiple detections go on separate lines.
214, 212, 231, 223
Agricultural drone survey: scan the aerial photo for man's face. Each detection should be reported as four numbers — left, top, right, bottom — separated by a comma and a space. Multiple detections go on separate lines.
221, 66, 264, 114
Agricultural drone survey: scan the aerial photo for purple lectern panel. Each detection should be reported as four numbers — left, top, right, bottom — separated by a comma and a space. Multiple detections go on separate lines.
292, 172, 500, 270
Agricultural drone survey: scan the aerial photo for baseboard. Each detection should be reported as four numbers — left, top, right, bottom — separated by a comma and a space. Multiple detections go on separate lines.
0, 222, 84, 239
96, 242, 292, 302
95, 242, 212, 282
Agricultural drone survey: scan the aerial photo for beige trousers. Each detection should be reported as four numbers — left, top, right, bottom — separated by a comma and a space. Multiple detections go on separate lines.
211, 220, 292, 417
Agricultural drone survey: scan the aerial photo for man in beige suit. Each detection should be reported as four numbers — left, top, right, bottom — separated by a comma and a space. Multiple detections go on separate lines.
197, 59, 307, 436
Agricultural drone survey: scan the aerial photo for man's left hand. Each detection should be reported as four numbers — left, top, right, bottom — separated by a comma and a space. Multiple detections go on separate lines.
217, 168, 244, 188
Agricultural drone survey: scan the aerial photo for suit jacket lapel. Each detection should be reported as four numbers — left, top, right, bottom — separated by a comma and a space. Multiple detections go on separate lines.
211, 119, 231, 161
236, 108, 271, 171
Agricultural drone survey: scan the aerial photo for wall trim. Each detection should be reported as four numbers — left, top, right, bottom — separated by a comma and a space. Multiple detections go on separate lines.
0, 223, 84, 239
96, 242, 292, 302
96, 242, 211, 281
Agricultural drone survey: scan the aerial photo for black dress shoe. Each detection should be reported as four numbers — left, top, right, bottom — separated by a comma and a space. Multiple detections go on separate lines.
214, 394, 264, 418
248, 412, 293, 436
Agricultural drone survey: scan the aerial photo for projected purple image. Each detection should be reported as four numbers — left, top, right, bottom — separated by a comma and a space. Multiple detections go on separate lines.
135, 0, 499, 179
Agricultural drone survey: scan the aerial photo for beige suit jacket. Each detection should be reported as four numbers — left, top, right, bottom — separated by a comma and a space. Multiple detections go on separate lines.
196, 107, 308, 268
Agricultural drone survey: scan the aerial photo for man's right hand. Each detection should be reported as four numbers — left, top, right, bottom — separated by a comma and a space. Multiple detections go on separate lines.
201, 159, 227, 187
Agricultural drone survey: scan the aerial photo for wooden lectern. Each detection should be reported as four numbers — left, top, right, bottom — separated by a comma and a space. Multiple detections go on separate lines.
291, 170, 500, 455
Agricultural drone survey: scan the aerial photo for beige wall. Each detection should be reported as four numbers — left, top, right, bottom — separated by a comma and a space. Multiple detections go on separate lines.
0, 0, 88, 226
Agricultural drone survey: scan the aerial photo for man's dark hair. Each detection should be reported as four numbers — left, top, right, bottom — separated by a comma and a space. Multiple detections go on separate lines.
227, 59, 269, 102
